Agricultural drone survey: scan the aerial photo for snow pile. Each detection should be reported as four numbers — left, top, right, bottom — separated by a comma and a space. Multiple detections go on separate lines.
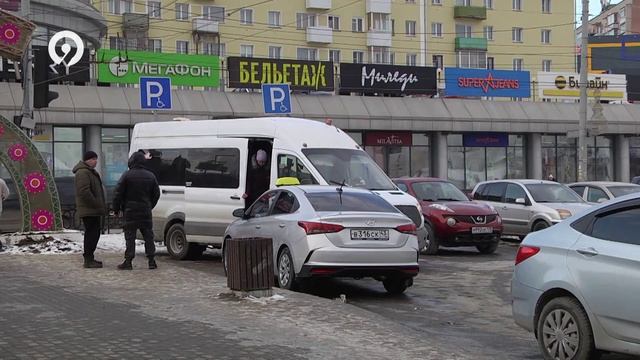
0, 231, 150, 255
245, 294, 287, 305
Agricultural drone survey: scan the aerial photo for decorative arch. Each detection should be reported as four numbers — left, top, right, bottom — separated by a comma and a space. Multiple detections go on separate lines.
0, 115, 62, 232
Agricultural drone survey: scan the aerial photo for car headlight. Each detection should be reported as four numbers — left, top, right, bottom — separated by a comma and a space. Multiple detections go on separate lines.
557, 209, 572, 219
429, 203, 453, 212
446, 217, 457, 227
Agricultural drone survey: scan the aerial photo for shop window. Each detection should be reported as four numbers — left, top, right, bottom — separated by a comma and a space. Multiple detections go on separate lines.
630, 137, 640, 180
542, 135, 577, 183
53, 127, 83, 178
101, 128, 130, 197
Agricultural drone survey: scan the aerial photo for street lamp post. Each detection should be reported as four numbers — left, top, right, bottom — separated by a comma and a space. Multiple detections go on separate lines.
577, 0, 590, 181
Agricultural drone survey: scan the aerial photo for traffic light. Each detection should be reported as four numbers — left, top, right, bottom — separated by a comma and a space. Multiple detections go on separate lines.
33, 49, 59, 109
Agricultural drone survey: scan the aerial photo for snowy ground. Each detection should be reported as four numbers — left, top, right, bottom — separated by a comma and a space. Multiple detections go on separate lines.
0, 231, 152, 255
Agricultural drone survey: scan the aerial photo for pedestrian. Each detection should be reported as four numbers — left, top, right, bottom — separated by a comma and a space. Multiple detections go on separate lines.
0, 178, 10, 218
73, 151, 106, 268
547, 174, 556, 182
243, 149, 270, 210
112, 152, 160, 270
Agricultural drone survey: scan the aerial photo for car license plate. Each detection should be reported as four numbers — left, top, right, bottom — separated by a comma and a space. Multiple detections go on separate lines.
472, 227, 493, 234
350, 229, 389, 241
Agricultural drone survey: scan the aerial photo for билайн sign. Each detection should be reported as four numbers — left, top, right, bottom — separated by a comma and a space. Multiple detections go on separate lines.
537, 72, 627, 101
227, 57, 334, 91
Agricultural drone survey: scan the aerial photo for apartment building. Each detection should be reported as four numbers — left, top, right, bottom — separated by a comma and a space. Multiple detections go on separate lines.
580, 0, 640, 36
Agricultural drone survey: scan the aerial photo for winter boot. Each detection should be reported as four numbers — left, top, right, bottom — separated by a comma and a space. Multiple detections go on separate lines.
83, 256, 103, 269
148, 257, 157, 270
117, 259, 133, 270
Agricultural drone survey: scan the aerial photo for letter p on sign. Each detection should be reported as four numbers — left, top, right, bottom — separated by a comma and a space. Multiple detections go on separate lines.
261, 84, 291, 114
140, 77, 172, 110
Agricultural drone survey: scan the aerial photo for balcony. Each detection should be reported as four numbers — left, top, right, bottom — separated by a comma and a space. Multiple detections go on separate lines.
455, 37, 488, 51
367, 30, 392, 47
366, 0, 391, 14
454, 6, 487, 20
123, 13, 149, 32
306, 26, 333, 43
306, 0, 331, 9
192, 17, 219, 34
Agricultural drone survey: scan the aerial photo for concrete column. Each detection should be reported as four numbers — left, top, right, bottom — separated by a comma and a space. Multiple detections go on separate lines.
431, 132, 448, 179
614, 134, 630, 182
526, 133, 542, 180
86, 125, 102, 174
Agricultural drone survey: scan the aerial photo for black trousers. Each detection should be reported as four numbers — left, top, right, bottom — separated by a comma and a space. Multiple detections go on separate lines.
123, 226, 155, 260
82, 216, 101, 259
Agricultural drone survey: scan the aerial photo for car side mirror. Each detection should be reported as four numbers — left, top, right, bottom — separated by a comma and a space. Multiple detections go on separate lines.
232, 208, 246, 218
515, 198, 527, 205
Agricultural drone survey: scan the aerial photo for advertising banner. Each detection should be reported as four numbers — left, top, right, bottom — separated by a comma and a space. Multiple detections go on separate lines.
444, 68, 531, 98
463, 133, 509, 147
364, 131, 413, 146
339, 63, 437, 95
1, 45, 90, 82
227, 56, 334, 91
537, 72, 627, 101
97, 49, 220, 86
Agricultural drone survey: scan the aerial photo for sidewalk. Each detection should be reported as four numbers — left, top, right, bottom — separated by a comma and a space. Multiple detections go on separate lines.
0, 249, 469, 360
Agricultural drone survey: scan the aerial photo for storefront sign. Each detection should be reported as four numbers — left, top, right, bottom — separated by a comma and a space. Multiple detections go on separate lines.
340, 63, 437, 95
227, 56, 333, 91
97, 49, 220, 86
537, 72, 627, 101
0, 45, 90, 82
444, 68, 530, 98
365, 132, 412, 146
463, 133, 508, 147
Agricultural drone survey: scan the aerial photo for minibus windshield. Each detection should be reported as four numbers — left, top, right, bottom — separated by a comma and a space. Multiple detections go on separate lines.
302, 149, 396, 191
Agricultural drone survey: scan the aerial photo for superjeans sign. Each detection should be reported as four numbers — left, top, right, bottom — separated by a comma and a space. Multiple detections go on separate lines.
444, 68, 531, 98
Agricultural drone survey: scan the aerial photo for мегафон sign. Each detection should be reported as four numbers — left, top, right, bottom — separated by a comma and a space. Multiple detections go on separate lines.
339, 63, 437, 96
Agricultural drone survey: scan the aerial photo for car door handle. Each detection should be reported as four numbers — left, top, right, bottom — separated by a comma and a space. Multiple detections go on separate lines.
279, 224, 286, 228
230, 195, 241, 200
576, 247, 599, 257
255, 225, 261, 229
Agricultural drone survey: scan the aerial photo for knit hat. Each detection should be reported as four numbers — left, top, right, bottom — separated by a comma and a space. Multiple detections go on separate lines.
83, 151, 98, 161
256, 149, 267, 162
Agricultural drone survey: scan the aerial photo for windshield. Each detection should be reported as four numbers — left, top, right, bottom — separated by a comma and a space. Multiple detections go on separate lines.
413, 181, 469, 202
525, 184, 584, 203
302, 149, 396, 191
609, 186, 640, 197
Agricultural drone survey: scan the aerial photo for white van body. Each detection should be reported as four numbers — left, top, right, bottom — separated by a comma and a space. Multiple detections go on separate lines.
129, 117, 425, 259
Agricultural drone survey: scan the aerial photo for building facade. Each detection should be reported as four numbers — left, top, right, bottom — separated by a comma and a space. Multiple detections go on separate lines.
580, 0, 640, 37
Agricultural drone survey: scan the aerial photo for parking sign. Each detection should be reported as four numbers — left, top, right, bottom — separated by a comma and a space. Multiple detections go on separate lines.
261, 84, 291, 114
140, 77, 172, 110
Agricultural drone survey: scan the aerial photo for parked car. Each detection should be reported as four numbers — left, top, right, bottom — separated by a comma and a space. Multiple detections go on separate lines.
632, 176, 640, 185
223, 185, 420, 294
512, 193, 640, 359
393, 177, 502, 255
472, 180, 592, 238
568, 181, 640, 203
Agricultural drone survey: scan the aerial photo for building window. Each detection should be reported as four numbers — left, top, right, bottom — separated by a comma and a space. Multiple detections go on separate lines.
513, 58, 523, 71
328, 15, 340, 30
148, 1, 161, 18
512, 27, 523, 42
405, 21, 416, 36
485, 0, 494, 9
202, 42, 218, 55
353, 51, 364, 63
240, 8, 253, 25
176, 41, 188, 54
432, 0, 442, 4
487, 57, 494, 69
456, 23, 472, 38
457, 50, 487, 69
542, 136, 577, 183
371, 46, 393, 64
329, 49, 340, 63
369, 13, 391, 32
101, 128, 130, 196
297, 48, 318, 61
541, 29, 551, 44
542, 59, 551, 72
542, 0, 551, 13
433, 54, 443, 69
240, 44, 254, 57
175, 3, 189, 20
513, 0, 522, 11
53, 127, 83, 178
406, 53, 417, 66
365, 134, 430, 179
484, 25, 494, 40
148, 39, 162, 53
456, 0, 471, 5
296, 13, 317, 29
268, 11, 281, 26
587, 136, 614, 181
431, 22, 443, 37
202, 6, 224, 22
109, 37, 125, 50
268, 46, 281, 59
352, 17, 364, 32
109, 0, 132, 14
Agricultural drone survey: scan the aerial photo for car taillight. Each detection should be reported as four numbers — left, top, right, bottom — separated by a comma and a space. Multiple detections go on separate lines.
515, 246, 540, 266
395, 223, 417, 235
298, 221, 344, 235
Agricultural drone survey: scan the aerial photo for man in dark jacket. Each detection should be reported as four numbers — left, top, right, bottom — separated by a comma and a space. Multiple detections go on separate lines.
73, 151, 107, 268
112, 152, 161, 270
243, 149, 270, 210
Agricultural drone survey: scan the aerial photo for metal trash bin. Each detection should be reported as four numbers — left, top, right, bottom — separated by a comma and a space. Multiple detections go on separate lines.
226, 237, 274, 297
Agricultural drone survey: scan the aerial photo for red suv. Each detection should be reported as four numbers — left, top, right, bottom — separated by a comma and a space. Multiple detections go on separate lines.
393, 178, 503, 255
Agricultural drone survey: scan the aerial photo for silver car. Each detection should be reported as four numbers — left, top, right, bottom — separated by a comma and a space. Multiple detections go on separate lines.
568, 181, 640, 203
223, 185, 420, 294
472, 180, 592, 238
512, 193, 640, 359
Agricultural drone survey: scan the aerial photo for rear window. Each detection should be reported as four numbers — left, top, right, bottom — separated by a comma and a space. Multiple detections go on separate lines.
305, 192, 400, 213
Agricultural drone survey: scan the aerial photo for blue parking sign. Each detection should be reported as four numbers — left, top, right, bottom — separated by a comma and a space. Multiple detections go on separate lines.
262, 84, 291, 114
140, 77, 172, 110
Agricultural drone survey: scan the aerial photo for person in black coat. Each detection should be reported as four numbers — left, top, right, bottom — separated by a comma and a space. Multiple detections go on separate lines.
112, 152, 161, 270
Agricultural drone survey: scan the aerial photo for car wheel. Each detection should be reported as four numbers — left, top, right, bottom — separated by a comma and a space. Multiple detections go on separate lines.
277, 247, 296, 290
423, 223, 439, 255
537, 297, 597, 360
383, 277, 410, 295
166, 223, 191, 260
532, 221, 550, 232
476, 241, 499, 254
